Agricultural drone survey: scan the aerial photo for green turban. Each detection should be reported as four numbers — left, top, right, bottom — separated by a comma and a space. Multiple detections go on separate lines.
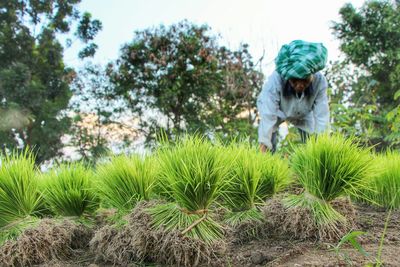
275, 40, 328, 80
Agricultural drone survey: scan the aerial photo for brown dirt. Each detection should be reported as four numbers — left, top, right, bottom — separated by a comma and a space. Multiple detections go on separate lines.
227, 203, 400, 267
2, 203, 398, 267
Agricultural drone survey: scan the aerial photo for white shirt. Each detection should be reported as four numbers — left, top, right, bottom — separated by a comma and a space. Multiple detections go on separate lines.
257, 71, 330, 149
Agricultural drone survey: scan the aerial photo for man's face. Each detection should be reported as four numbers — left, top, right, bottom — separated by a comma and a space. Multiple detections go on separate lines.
289, 75, 313, 93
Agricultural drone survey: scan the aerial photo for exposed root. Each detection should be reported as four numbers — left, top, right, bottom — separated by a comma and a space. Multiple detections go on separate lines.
90, 201, 157, 265
0, 218, 93, 266
90, 200, 226, 266
263, 195, 357, 242
230, 218, 268, 244
152, 230, 226, 267
223, 209, 269, 245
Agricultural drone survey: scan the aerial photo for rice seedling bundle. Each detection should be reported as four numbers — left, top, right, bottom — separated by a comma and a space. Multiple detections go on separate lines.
95, 154, 158, 212
148, 135, 230, 243
40, 163, 99, 217
365, 151, 400, 209
284, 133, 374, 238
222, 141, 291, 226
0, 150, 42, 228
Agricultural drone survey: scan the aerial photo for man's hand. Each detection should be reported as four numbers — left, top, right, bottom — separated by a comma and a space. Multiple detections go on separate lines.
259, 143, 268, 153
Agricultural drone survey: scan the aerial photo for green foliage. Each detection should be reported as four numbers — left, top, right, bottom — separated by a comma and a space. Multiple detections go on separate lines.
326, 63, 388, 150
76, 12, 103, 58
364, 152, 400, 209
95, 154, 158, 212
0, 150, 42, 228
222, 141, 291, 224
330, 0, 400, 149
330, 102, 384, 147
0, 0, 101, 163
331, 230, 368, 265
111, 20, 263, 145
375, 209, 392, 267
40, 163, 99, 217
386, 105, 400, 146
332, 1, 400, 104
148, 135, 230, 242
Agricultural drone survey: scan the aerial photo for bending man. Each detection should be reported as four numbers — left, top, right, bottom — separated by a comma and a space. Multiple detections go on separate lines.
257, 40, 330, 153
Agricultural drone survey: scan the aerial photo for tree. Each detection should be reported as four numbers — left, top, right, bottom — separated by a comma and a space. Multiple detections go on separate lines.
209, 44, 264, 141
0, 0, 102, 163
111, 20, 263, 145
330, 0, 400, 149
68, 63, 138, 164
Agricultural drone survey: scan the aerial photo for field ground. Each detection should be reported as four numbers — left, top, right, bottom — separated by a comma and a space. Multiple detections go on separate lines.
31, 203, 399, 267
228, 204, 400, 266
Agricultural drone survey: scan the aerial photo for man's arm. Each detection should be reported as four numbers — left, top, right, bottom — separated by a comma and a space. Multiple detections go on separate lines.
257, 71, 282, 151
313, 74, 330, 133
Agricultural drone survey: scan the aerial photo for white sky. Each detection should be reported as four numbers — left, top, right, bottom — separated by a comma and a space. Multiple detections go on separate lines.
63, 0, 366, 75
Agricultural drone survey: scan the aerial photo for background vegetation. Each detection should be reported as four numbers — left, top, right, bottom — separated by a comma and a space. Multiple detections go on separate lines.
0, 0, 399, 165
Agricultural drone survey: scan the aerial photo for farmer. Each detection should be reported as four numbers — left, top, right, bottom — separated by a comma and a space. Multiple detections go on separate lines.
257, 40, 330, 153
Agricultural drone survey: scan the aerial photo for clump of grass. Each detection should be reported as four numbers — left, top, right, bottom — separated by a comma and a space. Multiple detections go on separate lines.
148, 135, 230, 243
365, 151, 400, 209
40, 163, 99, 217
222, 141, 291, 226
0, 150, 42, 228
95, 154, 158, 212
283, 133, 374, 239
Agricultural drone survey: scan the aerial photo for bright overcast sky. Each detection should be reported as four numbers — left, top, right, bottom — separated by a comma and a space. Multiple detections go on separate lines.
63, 0, 366, 75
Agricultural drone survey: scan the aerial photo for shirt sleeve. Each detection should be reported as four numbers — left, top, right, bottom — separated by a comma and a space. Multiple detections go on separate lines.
257, 72, 282, 149
313, 74, 330, 133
